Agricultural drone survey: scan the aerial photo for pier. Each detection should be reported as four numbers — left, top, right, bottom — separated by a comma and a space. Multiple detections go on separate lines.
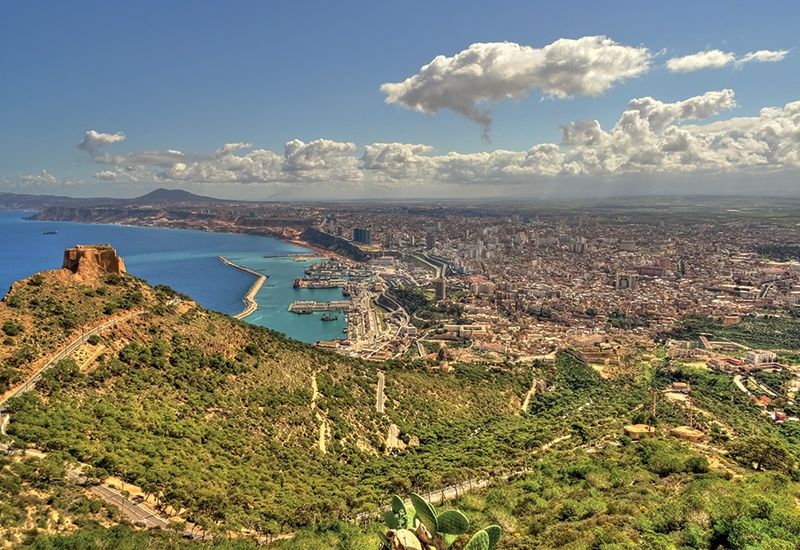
288, 300, 352, 313
293, 277, 348, 289
219, 256, 267, 319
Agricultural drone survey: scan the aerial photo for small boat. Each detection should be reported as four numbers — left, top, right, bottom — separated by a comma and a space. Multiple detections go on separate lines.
321, 313, 338, 322
42, 230, 58, 235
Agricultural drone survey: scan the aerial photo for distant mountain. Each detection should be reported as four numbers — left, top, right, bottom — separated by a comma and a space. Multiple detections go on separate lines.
127, 188, 231, 205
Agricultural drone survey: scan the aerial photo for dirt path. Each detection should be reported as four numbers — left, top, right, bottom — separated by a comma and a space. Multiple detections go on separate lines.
310, 372, 327, 453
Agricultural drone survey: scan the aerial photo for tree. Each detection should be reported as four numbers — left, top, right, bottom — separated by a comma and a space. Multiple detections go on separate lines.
729, 436, 793, 472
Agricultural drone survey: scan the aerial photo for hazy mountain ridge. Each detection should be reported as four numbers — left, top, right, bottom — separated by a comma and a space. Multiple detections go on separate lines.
0, 188, 234, 211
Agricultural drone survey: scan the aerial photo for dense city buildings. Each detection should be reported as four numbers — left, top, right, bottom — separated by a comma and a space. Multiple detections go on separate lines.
22, 196, 800, 369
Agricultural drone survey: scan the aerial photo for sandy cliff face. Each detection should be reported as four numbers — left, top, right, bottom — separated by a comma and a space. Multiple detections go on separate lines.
62, 245, 126, 279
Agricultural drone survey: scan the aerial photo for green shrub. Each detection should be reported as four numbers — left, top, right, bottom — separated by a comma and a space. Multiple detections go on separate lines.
2, 320, 23, 337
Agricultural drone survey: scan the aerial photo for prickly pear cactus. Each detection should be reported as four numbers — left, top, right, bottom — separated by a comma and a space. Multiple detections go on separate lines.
410, 492, 438, 535
485, 525, 501, 549
381, 494, 501, 550
437, 510, 469, 535
393, 529, 423, 550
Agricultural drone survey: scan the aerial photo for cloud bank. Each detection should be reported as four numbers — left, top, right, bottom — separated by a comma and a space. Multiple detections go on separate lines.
71, 90, 800, 192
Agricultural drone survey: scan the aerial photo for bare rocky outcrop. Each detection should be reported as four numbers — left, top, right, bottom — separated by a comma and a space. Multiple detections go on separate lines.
63, 244, 126, 278
385, 424, 419, 453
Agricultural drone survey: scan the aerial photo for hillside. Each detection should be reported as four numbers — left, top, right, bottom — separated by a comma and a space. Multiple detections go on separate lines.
1, 252, 799, 548
0, 254, 535, 545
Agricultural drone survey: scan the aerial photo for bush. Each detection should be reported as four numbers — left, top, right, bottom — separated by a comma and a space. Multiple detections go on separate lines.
2, 320, 23, 337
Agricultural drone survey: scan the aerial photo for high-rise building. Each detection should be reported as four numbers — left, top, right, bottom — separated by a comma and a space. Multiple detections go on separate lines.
615, 274, 639, 290
352, 227, 371, 245
570, 239, 587, 254
434, 277, 447, 301
426, 231, 437, 249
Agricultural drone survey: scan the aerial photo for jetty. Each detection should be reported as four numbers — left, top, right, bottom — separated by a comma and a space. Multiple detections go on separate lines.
219, 256, 267, 319
293, 277, 348, 289
288, 300, 352, 314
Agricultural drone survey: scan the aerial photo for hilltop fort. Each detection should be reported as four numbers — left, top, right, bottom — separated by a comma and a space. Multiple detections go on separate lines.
62, 244, 126, 277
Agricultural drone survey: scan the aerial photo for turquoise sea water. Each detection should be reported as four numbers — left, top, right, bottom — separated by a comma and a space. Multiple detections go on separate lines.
0, 211, 347, 343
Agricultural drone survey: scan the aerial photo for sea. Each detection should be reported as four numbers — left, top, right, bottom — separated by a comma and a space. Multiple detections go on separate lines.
0, 211, 347, 343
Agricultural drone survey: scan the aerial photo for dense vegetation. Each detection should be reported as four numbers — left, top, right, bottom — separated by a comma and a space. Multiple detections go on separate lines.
390, 286, 464, 328
0, 270, 151, 393
447, 447, 800, 549
2, 272, 537, 539
755, 244, 800, 262
667, 313, 800, 351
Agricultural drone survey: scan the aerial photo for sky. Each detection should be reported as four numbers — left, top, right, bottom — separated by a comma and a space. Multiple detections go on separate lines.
1, 0, 799, 200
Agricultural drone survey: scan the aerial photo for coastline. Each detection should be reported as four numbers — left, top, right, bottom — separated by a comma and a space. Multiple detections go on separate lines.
4, 213, 350, 343
25, 212, 350, 263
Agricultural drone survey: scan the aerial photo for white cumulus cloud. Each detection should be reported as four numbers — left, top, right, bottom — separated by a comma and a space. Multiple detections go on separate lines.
667, 48, 789, 73
77, 130, 126, 154
282, 139, 362, 182
380, 36, 651, 136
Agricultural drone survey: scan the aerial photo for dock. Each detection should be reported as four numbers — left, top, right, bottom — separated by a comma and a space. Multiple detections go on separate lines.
219, 256, 267, 319
293, 277, 348, 289
288, 300, 352, 313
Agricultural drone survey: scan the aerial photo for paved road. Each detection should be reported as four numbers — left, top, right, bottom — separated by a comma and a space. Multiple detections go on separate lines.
90, 485, 171, 529
733, 374, 752, 397
0, 310, 143, 409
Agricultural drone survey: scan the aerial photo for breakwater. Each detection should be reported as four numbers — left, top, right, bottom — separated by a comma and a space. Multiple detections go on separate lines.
219, 256, 267, 319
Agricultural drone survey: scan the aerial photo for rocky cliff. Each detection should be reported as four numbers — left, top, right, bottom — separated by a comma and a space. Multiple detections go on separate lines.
300, 227, 372, 261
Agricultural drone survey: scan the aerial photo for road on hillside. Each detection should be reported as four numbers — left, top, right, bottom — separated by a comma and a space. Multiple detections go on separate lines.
0, 310, 143, 409
90, 485, 171, 529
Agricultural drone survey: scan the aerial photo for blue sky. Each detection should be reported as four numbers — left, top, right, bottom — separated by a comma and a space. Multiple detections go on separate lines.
1, 1, 799, 198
